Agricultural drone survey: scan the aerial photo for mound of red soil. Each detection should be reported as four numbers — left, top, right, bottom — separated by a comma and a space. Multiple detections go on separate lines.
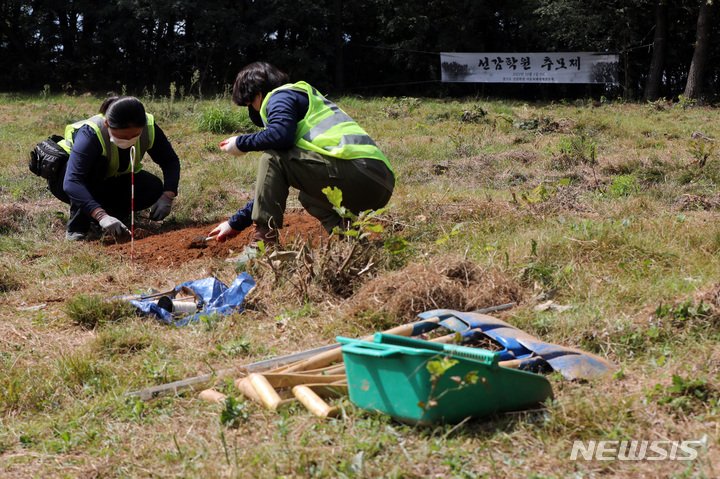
103, 212, 328, 266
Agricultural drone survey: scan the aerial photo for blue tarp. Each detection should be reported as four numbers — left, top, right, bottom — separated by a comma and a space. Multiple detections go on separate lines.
122, 272, 255, 327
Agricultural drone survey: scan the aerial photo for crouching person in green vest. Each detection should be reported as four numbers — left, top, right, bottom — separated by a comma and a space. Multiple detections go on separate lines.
50, 96, 181, 241
210, 62, 395, 246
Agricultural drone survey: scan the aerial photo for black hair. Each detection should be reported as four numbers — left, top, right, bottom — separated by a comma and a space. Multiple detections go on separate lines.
99, 96, 147, 129
232, 62, 290, 106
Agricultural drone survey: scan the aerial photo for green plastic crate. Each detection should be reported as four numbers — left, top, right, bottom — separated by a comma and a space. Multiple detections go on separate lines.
338, 333, 554, 425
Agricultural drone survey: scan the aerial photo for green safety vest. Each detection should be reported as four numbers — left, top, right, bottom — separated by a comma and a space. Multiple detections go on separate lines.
59, 114, 155, 179
260, 82, 393, 174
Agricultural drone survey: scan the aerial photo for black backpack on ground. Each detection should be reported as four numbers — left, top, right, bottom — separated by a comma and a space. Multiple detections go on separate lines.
29, 134, 69, 181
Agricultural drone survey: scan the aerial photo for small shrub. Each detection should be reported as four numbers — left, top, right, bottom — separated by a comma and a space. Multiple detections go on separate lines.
552, 135, 597, 168
460, 104, 487, 123
220, 396, 250, 428
64, 295, 137, 329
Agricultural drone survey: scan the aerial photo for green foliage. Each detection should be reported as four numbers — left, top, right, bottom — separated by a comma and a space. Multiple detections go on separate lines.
322, 186, 391, 244
607, 175, 638, 197
426, 356, 458, 378
0, 0, 715, 103
383, 235, 408, 255
215, 339, 252, 358
646, 97, 672, 111
553, 135, 597, 167
689, 139, 715, 168
677, 94, 697, 110
519, 179, 571, 204
56, 352, 113, 394
220, 396, 250, 428
64, 295, 137, 329
419, 356, 483, 413
436, 224, 461, 244
382, 96, 421, 118
196, 105, 253, 134
655, 299, 712, 323
651, 374, 717, 414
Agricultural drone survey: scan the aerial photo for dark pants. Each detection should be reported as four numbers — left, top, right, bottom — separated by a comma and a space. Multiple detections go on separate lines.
48, 162, 163, 234
252, 147, 394, 233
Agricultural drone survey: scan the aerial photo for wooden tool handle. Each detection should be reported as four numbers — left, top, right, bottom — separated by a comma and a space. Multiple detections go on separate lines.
283, 317, 443, 373
248, 374, 283, 410
262, 373, 346, 388
198, 388, 227, 404
300, 383, 348, 397
283, 348, 343, 373
293, 385, 339, 419
498, 359, 521, 369
235, 377, 262, 403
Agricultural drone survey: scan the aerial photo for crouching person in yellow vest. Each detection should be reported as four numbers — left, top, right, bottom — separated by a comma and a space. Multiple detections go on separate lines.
50, 96, 181, 241
210, 62, 395, 246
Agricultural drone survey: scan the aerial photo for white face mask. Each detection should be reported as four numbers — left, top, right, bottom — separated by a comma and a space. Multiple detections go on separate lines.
110, 134, 140, 149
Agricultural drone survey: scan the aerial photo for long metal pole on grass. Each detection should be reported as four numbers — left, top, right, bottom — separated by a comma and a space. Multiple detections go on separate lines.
130, 145, 135, 267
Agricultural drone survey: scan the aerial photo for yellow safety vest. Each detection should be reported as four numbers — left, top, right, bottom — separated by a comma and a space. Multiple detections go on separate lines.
59, 114, 155, 179
260, 82, 393, 174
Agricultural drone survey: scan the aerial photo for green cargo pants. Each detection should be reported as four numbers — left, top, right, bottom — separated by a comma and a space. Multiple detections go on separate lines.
251, 146, 394, 233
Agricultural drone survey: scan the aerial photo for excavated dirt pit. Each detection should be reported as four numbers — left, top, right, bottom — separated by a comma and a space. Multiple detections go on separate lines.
102, 211, 328, 267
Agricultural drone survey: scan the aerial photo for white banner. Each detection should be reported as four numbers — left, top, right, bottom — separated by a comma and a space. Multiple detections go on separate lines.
441, 52, 619, 84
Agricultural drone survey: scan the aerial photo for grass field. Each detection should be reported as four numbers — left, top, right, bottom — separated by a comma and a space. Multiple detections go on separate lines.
1, 92, 720, 478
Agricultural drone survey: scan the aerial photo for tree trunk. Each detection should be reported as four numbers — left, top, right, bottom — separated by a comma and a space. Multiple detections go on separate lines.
332, 0, 345, 91
683, 0, 715, 101
643, 1, 668, 101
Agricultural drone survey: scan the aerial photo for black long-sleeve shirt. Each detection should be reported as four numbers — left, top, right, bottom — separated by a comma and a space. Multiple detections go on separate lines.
63, 124, 180, 215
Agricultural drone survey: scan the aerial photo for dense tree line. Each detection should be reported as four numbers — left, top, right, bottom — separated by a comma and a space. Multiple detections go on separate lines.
2, 0, 718, 101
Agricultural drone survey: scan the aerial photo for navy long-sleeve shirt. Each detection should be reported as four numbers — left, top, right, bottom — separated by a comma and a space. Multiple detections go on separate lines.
63, 124, 181, 215
234, 89, 309, 152
226, 86, 393, 231
227, 89, 308, 231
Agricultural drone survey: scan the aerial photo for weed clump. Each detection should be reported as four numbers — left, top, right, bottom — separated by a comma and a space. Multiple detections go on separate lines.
64, 294, 137, 329
0, 204, 27, 233
0, 268, 21, 292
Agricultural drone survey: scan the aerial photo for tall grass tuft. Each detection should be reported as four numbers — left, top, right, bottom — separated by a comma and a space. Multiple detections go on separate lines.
64, 295, 137, 329
196, 105, 254, 134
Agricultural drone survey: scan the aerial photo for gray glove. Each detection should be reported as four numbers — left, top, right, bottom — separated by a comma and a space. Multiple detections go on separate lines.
99, 215, 129, 236
149, 192, 174, 221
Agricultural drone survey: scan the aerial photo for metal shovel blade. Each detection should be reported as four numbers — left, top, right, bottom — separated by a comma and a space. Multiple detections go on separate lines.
417, 309, 617, 381
189, 234, 214, 248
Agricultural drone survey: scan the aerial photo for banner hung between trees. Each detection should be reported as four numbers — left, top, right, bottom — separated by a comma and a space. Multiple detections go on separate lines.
441, 52, 620, 84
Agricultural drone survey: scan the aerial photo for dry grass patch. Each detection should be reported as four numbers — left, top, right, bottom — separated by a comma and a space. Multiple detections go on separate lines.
673, 193, 720, 211
352, 255, 524, 321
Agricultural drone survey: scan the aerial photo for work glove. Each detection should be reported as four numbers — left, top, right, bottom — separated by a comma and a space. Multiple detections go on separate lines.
99, 215, 129, 236
149, 192, 174, 221
209, 221, 240, 243
220, 137, 245, 156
